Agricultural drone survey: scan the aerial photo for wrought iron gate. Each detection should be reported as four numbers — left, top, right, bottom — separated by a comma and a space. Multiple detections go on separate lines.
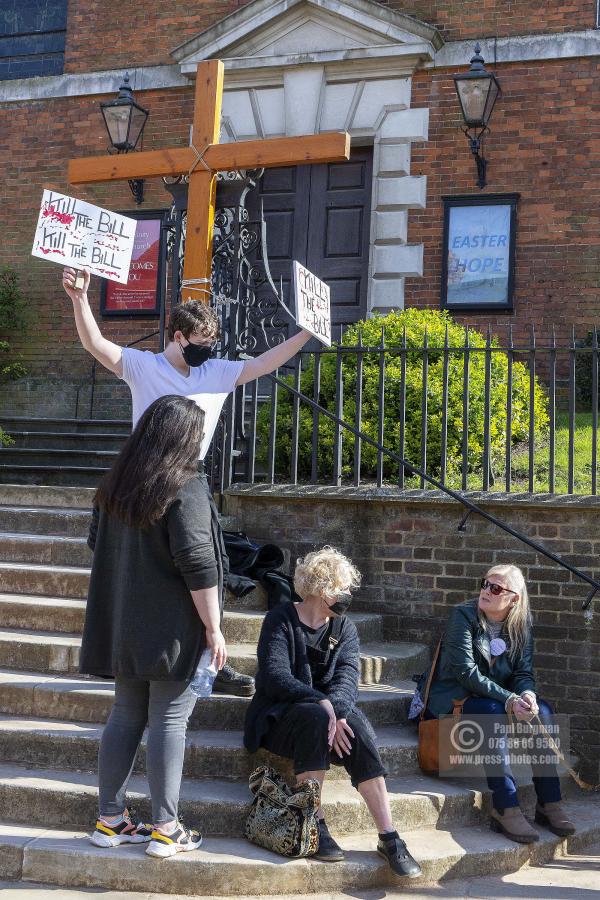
163, 169, 290, 488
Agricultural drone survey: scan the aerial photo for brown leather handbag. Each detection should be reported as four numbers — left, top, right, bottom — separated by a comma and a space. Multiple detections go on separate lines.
417, 640, 468, 776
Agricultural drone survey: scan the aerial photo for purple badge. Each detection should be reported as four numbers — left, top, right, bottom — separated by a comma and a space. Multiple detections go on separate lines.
490, 637, 507, 656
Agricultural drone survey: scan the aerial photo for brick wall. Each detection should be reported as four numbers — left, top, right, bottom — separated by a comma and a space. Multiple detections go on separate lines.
224, 485, 600, 774
64, 0, 247, 72
386, 1, 597, 40
1, 3, 599, 386
0, 84, 194, 378
407, 57, 600, 344
62, 0, 597, 72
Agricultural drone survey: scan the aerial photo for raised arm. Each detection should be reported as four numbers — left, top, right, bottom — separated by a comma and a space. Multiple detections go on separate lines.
235, 329, 311, 386
62, 268, 123, 377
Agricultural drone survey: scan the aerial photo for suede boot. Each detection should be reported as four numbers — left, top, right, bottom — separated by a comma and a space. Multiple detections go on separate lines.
534, 801, 576, 837
490, 806, 540, 843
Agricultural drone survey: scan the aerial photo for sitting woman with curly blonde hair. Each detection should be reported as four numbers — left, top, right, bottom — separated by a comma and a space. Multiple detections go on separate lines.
244, 546, 421, 879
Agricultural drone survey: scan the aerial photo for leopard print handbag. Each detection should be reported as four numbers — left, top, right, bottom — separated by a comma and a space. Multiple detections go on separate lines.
245, 765, 320, 858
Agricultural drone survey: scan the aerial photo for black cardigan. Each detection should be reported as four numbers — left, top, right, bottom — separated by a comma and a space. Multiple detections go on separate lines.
80, 476, 218, 681
244, 601, 374, 753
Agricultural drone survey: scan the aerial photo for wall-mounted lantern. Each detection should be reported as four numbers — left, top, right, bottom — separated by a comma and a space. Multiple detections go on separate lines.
100, 73, 149, 204
453, 44, 501, 189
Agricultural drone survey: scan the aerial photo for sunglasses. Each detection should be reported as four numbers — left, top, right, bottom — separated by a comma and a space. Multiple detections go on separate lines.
480, 578, 518, 597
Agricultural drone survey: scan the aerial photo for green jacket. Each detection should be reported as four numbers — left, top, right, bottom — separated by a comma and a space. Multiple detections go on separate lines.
425, 599, 535, 717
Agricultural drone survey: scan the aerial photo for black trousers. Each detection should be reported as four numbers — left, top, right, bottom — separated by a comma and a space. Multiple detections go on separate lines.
261, 702, 387, 788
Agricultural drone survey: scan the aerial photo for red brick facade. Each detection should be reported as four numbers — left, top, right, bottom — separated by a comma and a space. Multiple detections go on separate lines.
408, 57, 600, 342
64, 1, 599, 71
0, 1, 599, 378
388, 1, 597, 40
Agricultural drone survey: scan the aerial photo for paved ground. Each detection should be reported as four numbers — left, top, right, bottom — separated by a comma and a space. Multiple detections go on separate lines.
1, 842, 599, 900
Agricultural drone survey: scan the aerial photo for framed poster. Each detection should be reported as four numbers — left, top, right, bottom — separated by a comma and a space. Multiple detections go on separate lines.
100, 210, 168, 317
441, 194, 519, 312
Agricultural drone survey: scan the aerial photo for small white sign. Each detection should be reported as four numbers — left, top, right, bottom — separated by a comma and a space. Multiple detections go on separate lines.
32, 190, 137, 285
293, 260, 331, 346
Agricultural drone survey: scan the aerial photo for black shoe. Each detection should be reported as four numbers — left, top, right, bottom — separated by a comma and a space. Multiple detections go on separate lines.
377, 832, 422, 878
313, 818, 345, 862
213, 663, 255, 697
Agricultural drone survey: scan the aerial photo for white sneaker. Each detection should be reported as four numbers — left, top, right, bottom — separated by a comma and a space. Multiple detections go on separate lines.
146, 822, 203, 858
90, 810, 152, 847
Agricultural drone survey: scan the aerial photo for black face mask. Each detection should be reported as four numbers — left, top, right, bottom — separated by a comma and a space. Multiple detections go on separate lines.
328, 593, 352, 617
180, 340, 213, 368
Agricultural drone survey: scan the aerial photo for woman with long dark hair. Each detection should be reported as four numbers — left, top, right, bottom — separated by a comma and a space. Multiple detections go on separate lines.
80, 395, 226, 858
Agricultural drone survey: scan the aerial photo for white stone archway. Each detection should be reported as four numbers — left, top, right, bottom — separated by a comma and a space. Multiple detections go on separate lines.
172, 0, 443, 311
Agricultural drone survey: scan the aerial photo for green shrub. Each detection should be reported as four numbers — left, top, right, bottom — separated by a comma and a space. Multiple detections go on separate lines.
256, 309, 549, 482
0, 266, 30, 446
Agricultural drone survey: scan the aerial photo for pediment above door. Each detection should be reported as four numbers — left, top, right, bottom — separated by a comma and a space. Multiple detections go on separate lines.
172, 0, 443, 75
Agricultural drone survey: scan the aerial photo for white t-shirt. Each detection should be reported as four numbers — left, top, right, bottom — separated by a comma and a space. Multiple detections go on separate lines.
121, 348, 244, 459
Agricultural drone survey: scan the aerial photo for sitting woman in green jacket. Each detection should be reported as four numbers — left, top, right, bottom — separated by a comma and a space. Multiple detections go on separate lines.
423, 564, 574, 844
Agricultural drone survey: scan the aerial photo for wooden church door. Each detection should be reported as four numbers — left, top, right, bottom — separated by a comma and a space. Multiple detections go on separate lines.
248, 147, 372, 327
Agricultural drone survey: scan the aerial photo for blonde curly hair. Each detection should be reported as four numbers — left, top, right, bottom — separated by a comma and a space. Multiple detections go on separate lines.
294, 546, 361, 600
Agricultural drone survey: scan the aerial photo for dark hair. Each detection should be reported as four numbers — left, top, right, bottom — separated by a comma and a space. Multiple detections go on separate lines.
167, 300, 220, 343
94, 395, 204, 528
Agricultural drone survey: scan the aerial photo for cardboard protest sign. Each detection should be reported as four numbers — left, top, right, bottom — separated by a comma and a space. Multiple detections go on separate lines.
293, 260, 331, 346
32, 190, 137, 285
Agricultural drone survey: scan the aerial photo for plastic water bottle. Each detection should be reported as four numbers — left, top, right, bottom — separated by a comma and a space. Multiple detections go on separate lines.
190, 648, 218, 698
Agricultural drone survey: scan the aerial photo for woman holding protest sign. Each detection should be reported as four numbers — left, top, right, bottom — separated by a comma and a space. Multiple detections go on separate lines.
417, 564, 575, 844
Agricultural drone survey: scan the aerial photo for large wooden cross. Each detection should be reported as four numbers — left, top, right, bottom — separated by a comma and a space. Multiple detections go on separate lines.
69, 60, 350, 302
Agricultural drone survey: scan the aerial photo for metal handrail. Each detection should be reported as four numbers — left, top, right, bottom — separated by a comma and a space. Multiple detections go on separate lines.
264, 370, 600, 611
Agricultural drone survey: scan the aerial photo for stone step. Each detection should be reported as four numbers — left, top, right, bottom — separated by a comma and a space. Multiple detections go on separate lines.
0, 556, 269, 607
0, 596, 87, 634
0, 507, 93, 538
0, 627, 426, 686
0, 562, 90, 599
221, 641, 427, 686
0, 758, 573, 838
0, 417, 131, 435
0, 630, 81, 675
0, 670, 414, 728
0, 533, 91, 567
0, 718, 418, 789
0, 448, 120, 468
0, 596, 384, 644
0, 466, 108, 487
5, 432, 127, 452
0, 485, 96, 510
3, 798, 599, 895
0, 559, 390, 622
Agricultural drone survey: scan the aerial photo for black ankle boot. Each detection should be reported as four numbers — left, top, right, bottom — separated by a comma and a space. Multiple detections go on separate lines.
313, 819, 344, 862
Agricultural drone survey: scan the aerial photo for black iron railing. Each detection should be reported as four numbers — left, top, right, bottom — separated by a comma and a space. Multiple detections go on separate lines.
222, 325, 600, 497
210, 324, 600, 610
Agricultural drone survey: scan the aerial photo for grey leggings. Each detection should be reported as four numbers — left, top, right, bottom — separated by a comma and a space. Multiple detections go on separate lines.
98, 677, 197, 825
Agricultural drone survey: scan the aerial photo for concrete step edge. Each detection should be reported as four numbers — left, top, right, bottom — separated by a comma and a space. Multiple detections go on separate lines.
0, 760, 579, 838
0, 532, 88, 545
3, 799, 600, 895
